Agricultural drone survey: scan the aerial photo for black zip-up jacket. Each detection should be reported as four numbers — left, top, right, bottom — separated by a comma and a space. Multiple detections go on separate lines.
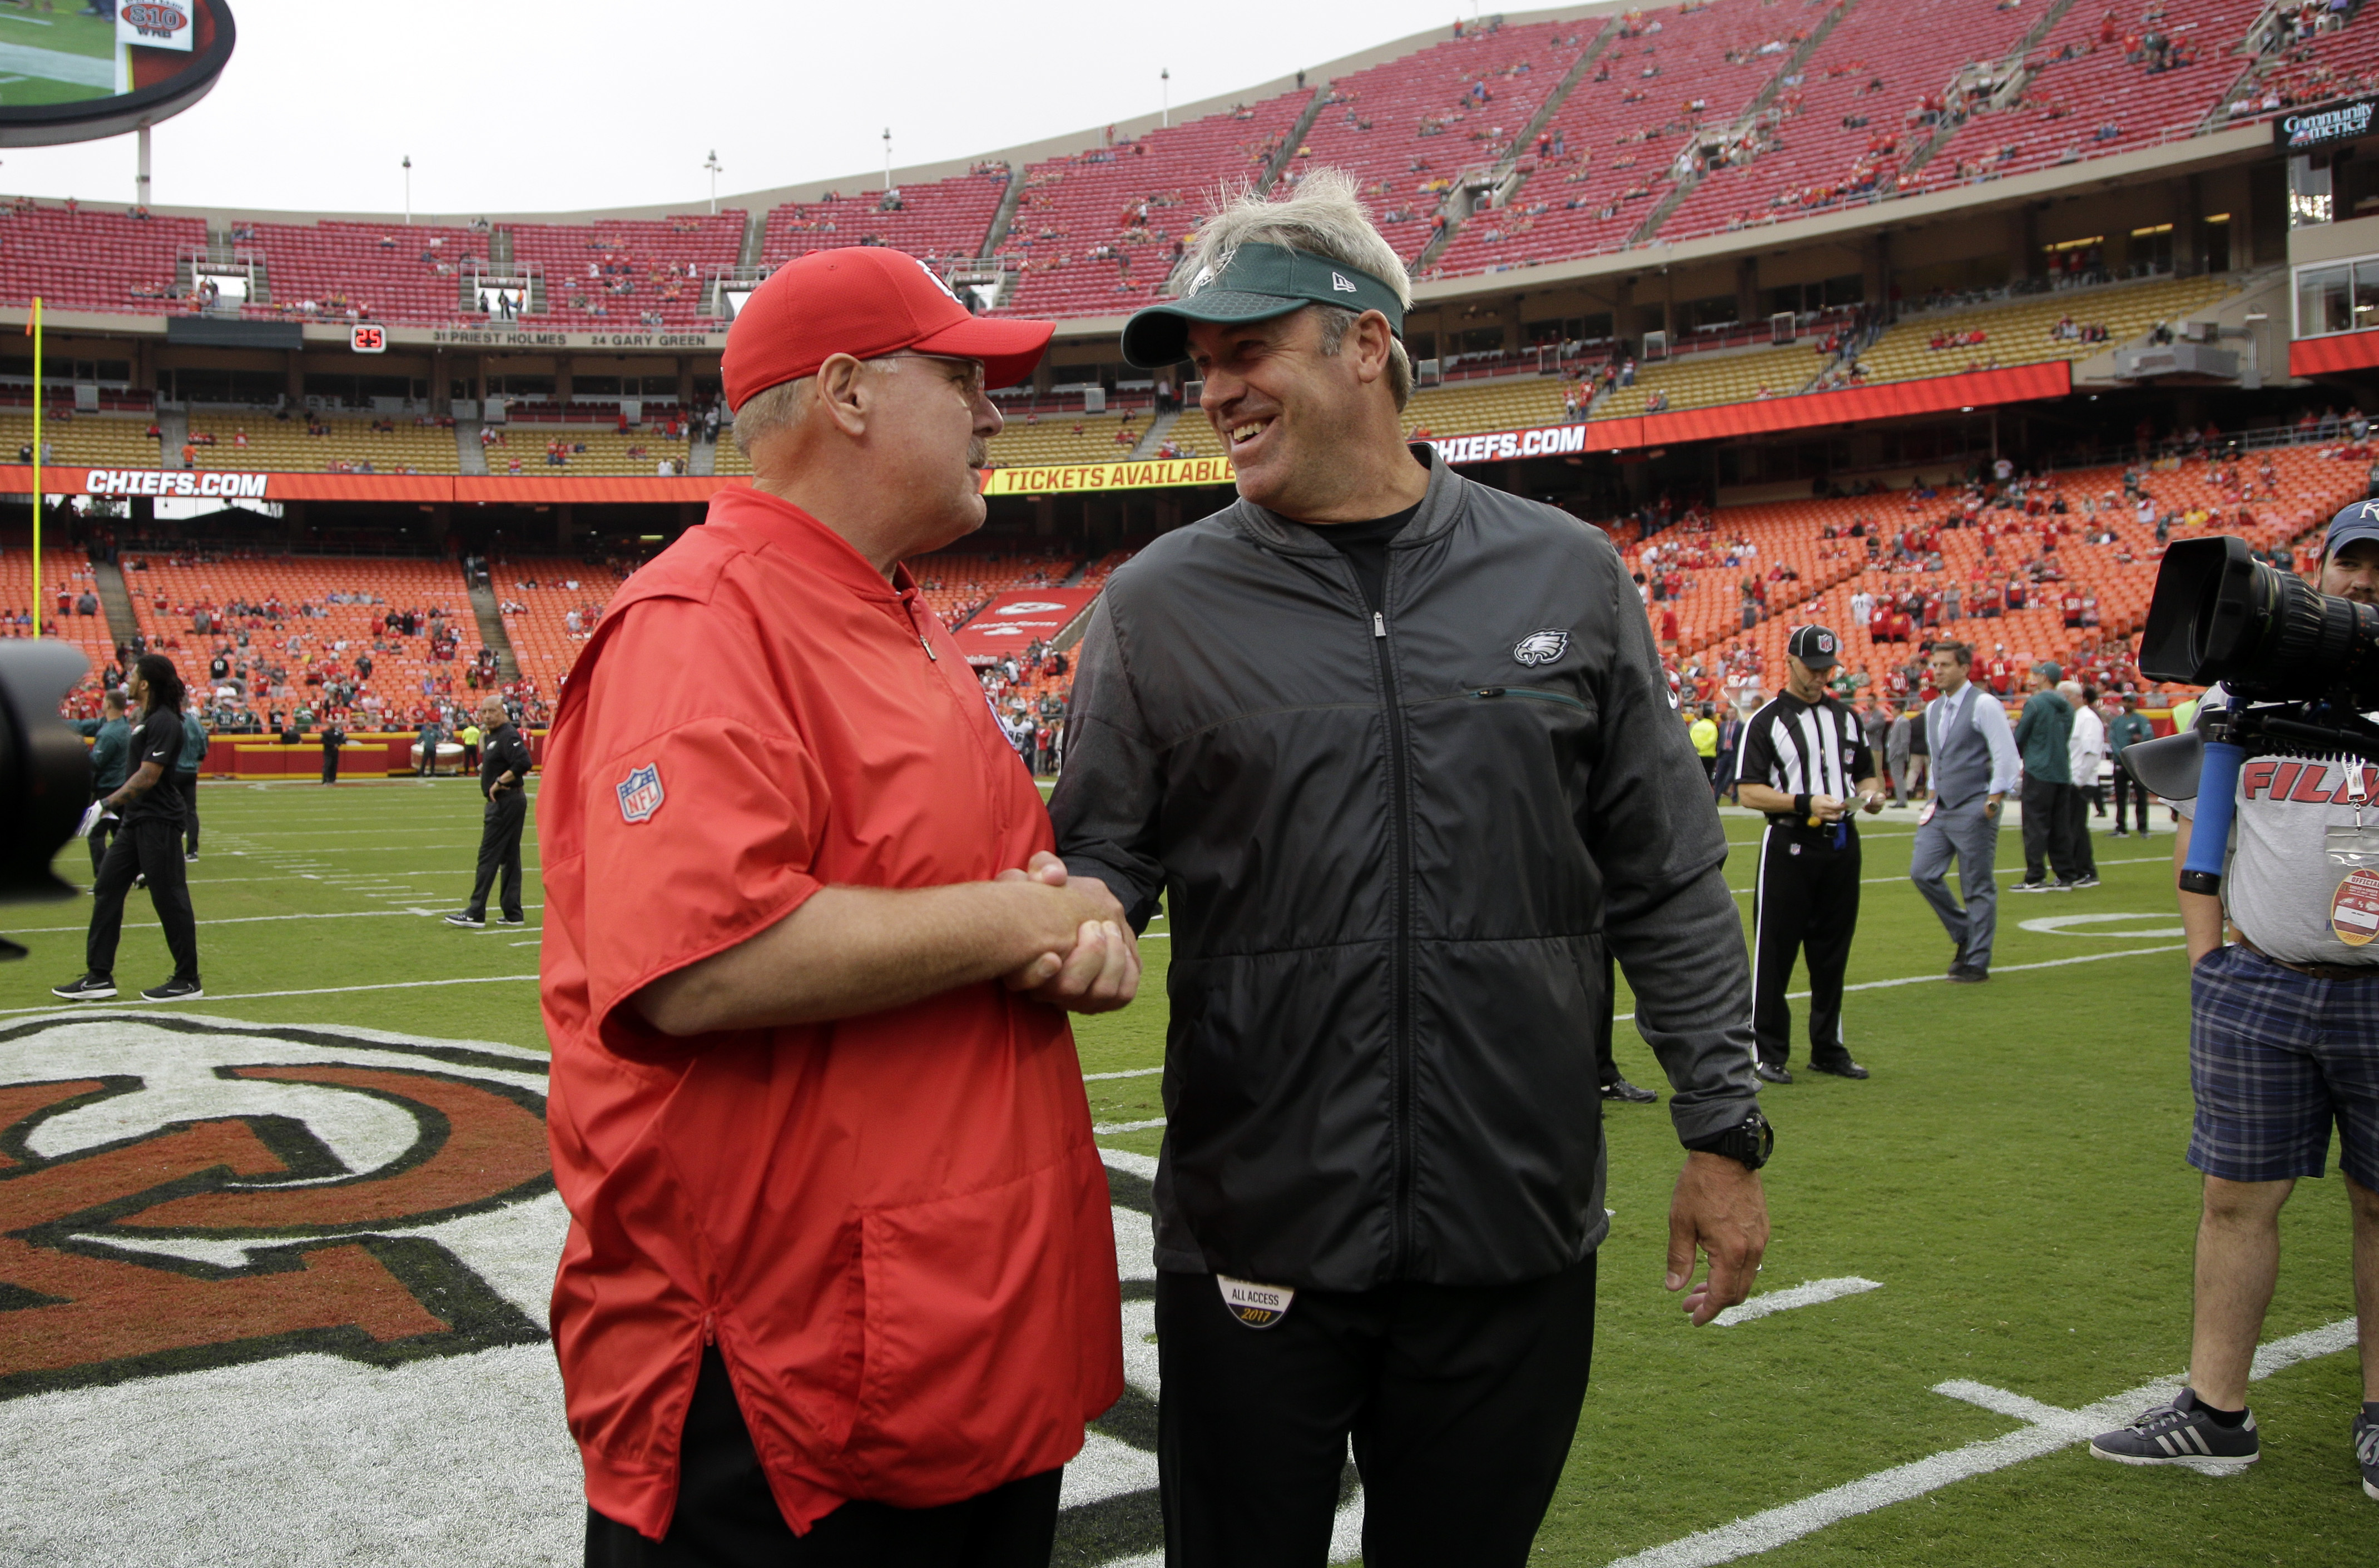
479, 722, 533, 800
1052, 450, 1758, 1291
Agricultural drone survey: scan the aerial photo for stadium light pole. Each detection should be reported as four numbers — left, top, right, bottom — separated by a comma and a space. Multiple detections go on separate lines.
1162, 68, 1170, 128
402, 156, 412, 226
883, 128, 892, 191
135, 122, 150, 211
705, 150, 722, 215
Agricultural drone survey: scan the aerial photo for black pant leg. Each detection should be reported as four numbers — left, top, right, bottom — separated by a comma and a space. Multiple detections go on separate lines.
322, 750, 339, 783
85, 826, 142, 978
1594, 942, 1617, 1086
2019, 775, 2056, 881
497, 793, 527, 920
136, 818, 200, 983
2046, 782, 2083, 880
179, 776, 199, 854
1751, 826, 1809, 1068
1156, 1269, 1379, 1568
584, 1348, 1060, 1568
2062, 783, 2095, 876
2127, 770, 2149, 832
1354, 1255, 1598, 1568
1802, 838, 1862, 1065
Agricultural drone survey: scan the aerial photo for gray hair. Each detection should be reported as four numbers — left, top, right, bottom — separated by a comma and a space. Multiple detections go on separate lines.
731, 376, 813, 455
1172, 166, 1415, 410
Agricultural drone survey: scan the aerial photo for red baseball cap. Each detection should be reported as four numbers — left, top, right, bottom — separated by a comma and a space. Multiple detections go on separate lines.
721, 247, 1053, 410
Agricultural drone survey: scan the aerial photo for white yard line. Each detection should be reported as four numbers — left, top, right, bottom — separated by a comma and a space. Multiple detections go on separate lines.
1612, 945, 2184, 1024
1092, 1118, 1168, 1135
0, 972, 539, 1019
1084, 1066, 1164, 1081
1713, 1277, 1882, 1326
1602, 1317, 2358, 1568
5, 904, 546, 937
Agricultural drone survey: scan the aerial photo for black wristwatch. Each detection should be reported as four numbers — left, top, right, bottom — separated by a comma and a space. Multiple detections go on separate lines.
1684, 1110, 1773, 1171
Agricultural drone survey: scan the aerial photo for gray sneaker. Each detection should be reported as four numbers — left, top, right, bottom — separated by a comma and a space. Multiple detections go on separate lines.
2356, 1407, 2377, 1501
2090, 1389, 2259, 1473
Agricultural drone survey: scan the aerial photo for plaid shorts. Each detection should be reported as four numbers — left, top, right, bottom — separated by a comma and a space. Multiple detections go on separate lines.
2188, 942, 2379, 1189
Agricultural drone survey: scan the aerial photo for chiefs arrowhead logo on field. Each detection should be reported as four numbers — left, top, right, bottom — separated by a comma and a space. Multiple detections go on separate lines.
0, 1014, 554, 1401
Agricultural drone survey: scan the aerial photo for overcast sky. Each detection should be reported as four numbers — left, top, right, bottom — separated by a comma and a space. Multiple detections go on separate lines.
0, 0, 1509, 217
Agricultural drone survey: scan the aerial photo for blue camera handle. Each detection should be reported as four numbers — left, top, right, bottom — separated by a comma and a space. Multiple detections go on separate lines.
2179, 738, 2244, 896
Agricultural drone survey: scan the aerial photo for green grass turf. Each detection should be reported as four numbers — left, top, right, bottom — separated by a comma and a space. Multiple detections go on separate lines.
2, 780, 2367, 1563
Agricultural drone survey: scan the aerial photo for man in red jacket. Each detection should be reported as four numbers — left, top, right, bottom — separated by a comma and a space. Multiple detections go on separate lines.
540, 247, 1133, 1566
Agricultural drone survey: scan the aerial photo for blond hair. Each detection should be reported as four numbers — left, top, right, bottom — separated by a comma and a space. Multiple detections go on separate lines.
1172, 167, 1414, 409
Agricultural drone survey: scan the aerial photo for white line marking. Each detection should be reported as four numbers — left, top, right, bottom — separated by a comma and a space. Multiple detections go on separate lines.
1099, 1146, 1158, 1180
1602, 1317, 2357, 1568
1726, 854, 2177, 895
1084, 1066, 1164, 1081
6, 904, 546, 936
0, 973, 540, 1018
1712, 1277, 1882, 1326
1093, 1118, 1167, 1135
1614, 946, 2186, 1022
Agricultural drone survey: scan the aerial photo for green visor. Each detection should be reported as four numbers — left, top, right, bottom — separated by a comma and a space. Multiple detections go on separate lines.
1121, 242, 1406, 368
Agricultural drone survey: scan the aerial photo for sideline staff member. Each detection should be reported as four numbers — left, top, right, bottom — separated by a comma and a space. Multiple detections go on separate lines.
2091, 507, 2379, 1497
52, 653, 204, 1003
541, 247, 1130, 1566
1735, 625, 1882, 1082
1057, 170, 1769, 1568
64, 688, 131, 883
445, 696, 534, 929
1909, 641, 2021, 982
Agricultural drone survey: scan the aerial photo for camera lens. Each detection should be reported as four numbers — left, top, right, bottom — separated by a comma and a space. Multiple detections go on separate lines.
2139, 535, 2379, 702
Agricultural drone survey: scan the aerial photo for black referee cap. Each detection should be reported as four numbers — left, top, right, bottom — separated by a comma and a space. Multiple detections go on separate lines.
1786, 624, 1842, 670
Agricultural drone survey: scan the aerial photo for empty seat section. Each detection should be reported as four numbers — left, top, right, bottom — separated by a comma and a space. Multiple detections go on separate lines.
508, 213, 745, 332
1852, 274, 2232, 386
179, 416, 460, 474
0, 203, 207, 313
766, 170, 1010, 266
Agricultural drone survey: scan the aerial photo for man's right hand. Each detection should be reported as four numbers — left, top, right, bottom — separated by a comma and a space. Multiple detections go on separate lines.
997, 854, 1141, 1013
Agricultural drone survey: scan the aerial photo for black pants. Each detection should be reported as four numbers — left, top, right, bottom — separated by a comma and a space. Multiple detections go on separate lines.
585, 1349, 1059, 1568
1594, 945, 1619, 1086
88, 816, 199, 984
467, 789, 528, 921
1155, 1254, 1596, 1568
2112, 767, 2149, 833
1752, 822, 1861, 1068
86, 793, 118, 882
2020, 776, 2083, 884
2059, 781, 2097, 877
178, 774, 199, 855
322, 746, 340, 784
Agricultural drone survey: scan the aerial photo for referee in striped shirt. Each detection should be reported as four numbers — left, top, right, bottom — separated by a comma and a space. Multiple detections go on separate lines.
1734, 625, 1885, 1084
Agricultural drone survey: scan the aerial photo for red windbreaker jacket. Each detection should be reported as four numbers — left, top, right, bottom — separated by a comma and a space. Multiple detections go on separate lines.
538, 487, 1122, 1539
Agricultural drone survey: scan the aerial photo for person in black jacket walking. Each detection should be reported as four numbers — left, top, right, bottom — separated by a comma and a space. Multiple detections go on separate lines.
1053, 168, 1770, 1568
445, 697, 533, 928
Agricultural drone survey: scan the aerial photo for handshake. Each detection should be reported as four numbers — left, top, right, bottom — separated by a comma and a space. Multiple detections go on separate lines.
996, 851, 1141, 1014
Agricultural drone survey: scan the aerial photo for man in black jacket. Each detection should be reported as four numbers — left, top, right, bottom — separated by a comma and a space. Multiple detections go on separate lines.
1052, 169, 1769, 1568
445, 697, 533, 928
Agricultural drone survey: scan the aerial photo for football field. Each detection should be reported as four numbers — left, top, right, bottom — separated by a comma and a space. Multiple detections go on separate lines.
0, 777, 2365, 1565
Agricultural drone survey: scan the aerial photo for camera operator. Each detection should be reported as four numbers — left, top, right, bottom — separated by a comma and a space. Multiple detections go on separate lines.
2090, 508, 2379, 1497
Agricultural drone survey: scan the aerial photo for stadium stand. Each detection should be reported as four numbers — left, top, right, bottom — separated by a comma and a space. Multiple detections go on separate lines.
488, 427, 697, 477
1283, 19, 1594, 262
239, 220, 492, 326
1591, 342, 1835, 418
489, 555, 632, 684
0, 543, 116, 702
992, 93, 1314, 319
2218, 0, 2379, 124
765, 168, 1011, 266
507, 212, 744, 331
0, 411, 161, 470
985, 411, 1147, 468
1402, 375, 1571, 438
1428, 0, 1820, 276
907, 548, 1082, 628
1849, 272, 2234, 386
1658, 0, 2040, 242
116, 551, 505, 726
1909, 0, 2263, 193
180, 415, 460, 474
0, 202, 206, 314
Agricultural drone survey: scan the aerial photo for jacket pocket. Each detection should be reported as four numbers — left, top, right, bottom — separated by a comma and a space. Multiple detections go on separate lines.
843, 1154, 1114, 1501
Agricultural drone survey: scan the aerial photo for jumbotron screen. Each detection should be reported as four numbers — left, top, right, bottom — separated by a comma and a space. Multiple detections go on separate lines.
0, 0, 235, 145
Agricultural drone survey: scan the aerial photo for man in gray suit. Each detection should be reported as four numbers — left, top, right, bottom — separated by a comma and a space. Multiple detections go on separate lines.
1910, 641, 2022, 982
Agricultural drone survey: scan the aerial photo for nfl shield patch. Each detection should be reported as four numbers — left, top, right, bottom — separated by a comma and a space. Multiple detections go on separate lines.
616, 763, 665, 824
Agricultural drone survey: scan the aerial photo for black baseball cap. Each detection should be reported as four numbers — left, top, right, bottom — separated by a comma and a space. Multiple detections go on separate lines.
2326, 497, 2379, 562
1121, 242, 1406, 368
1787, 624, 1842, 671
